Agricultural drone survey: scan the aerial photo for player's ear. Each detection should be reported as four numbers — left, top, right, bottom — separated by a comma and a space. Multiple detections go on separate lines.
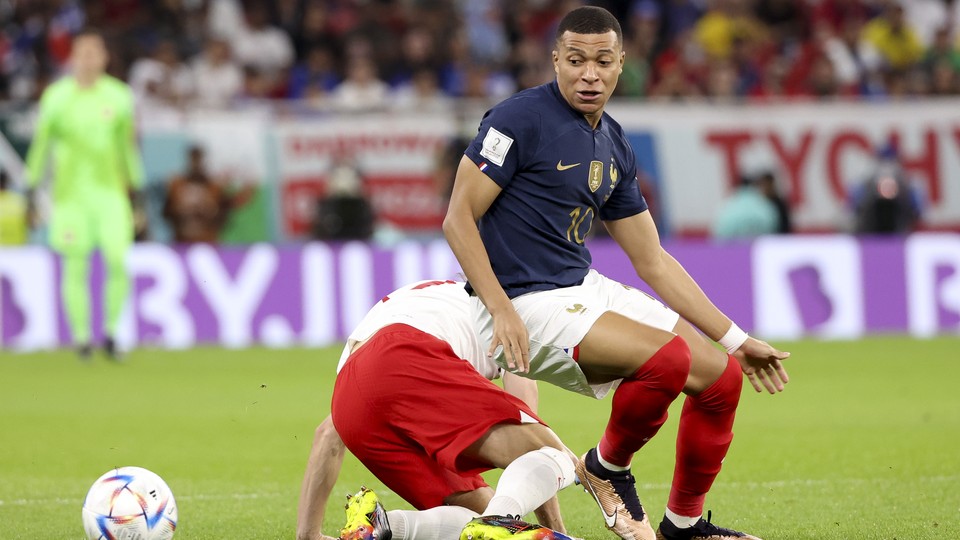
619, 51, 625, 73
552, 50, 560, 73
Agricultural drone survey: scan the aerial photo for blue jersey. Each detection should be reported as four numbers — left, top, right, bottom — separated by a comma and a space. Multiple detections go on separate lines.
464, 81, 648, 298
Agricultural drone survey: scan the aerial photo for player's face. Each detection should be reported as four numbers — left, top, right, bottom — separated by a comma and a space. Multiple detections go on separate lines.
553, 30, 623, 126
70, 35, 109, 79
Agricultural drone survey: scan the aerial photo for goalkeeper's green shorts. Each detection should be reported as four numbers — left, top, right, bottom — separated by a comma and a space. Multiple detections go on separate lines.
49, 194, 133, 256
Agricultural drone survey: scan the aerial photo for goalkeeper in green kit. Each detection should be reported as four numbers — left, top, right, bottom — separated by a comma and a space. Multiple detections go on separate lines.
25, 28, 145, 360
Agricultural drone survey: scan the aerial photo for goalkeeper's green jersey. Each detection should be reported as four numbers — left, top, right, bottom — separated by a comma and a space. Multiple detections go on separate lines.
25, 75, 144, 203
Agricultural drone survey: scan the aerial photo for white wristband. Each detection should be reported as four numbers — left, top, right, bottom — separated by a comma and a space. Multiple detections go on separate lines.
718, 323, 749, 354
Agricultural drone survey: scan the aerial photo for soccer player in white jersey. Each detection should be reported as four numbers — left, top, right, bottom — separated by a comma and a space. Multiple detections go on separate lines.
296, 280, 582, 540
443, 6, 790, 540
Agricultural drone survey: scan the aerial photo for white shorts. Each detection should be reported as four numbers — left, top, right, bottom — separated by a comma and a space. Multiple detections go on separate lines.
471, 270, 681, 399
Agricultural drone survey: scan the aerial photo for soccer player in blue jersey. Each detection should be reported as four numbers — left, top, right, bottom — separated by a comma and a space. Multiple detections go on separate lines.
443, 6, 790, 540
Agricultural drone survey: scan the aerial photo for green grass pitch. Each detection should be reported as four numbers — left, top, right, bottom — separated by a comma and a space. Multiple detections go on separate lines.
2, 336, 959, 539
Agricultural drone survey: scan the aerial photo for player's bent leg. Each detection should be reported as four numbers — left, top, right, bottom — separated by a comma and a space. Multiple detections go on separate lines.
464, 423, 576, 519
659, 358, 748, 540
575, 315, 690, 540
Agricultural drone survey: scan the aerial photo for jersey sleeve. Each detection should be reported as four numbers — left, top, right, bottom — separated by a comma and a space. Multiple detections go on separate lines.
463, 102, 540, 188
599, 143, 648, 221
118, 86, 145, 189
24, 87, 58, 187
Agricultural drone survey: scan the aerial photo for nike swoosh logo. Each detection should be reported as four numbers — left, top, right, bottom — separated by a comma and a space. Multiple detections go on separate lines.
580, 475, 619, 527
556, 160, 581, 171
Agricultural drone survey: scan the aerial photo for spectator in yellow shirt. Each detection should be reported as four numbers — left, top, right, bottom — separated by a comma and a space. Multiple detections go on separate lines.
862, 4, 924, 69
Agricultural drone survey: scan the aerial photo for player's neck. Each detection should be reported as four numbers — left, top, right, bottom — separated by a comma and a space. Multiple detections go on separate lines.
74, 73, 100, 88
584, 112, 602, 129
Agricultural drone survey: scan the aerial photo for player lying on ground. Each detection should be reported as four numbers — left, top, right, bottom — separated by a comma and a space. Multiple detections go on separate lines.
443, 7, 790, 540
296, 280, 587, 540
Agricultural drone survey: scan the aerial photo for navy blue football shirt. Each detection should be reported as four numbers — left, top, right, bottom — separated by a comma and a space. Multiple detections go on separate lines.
463, 80, 648, 298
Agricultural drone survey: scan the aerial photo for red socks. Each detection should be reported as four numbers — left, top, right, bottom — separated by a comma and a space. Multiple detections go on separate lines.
598, 335, 690, 467
668, 354, 743, 517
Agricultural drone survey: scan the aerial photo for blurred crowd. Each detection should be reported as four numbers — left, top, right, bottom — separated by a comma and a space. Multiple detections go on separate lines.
5, 0, 960, 109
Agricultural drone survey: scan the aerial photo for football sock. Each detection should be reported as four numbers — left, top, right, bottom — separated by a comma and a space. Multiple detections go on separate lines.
664, 508, 700, 528
387, 505, 477, 540
598, 335, 690, 467
668, 354, 742, 517
61, 253, 92, 345
102, 246, 130, 338
596, 449, 630, 472
483, 446, 575, 518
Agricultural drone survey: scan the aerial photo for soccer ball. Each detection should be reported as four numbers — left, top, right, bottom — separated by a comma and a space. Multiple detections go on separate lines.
81, 466, 178, 540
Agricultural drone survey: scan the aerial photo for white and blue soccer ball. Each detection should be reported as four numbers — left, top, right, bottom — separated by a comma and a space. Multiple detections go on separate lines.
81, 466, 178, 540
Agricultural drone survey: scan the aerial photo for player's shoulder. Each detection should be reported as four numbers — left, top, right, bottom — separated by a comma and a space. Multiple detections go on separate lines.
40, 77, 73, 100
485, 83, 555, 123
100, 75, 134, 95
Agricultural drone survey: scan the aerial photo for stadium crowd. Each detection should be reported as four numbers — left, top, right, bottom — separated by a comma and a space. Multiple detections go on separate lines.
4, 0, 960, 109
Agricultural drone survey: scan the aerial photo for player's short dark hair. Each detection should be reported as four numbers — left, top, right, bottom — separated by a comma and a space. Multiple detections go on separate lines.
555, 6, 623, 46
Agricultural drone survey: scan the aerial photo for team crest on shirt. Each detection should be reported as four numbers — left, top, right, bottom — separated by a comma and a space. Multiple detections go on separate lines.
609, 159, 619, 186
588, 161, 603, 192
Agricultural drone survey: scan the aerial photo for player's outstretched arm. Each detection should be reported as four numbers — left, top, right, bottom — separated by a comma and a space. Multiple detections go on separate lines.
605, 211, 790, 392
443, 156, 530, 372
296, 415, 346, 540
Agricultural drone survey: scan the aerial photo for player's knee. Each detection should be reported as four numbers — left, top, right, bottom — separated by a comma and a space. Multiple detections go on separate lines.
640, 335, 691, 395
696, 355, 743, 412
102, 251, 126, 273
534, 446, 576, 490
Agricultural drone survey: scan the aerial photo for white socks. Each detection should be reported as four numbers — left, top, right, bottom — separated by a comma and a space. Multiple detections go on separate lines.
387, 505, 478, 540
482, 446, 576, 518
596, 446, 631, 472
664, 508, 701, 528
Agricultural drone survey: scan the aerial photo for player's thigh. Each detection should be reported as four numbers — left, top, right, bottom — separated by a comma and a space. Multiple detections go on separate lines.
334, 325, 539, 476
49, 203, 95, 256
671, 317, 729, 394
374, 450, 488, 511
578, 310, 678, 381
444, 487, 494, 513
464, 422, 565, 470
93, 195, 134, 258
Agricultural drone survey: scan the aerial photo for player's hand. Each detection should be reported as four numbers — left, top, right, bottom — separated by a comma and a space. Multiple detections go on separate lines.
489, 305, 530, 373
733, 337, 790, 394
